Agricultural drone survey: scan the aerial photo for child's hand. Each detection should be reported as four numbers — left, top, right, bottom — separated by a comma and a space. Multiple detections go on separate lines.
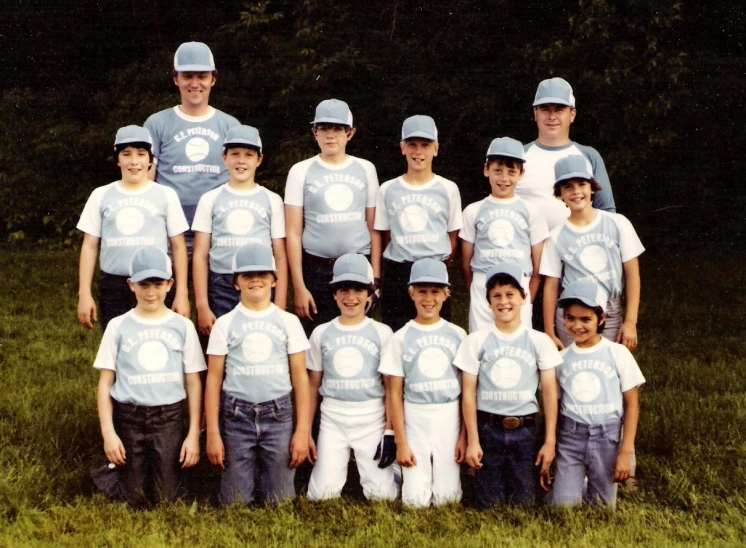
197, 306, 217, 337
206, 431, 225, 470
172, 294, 191, 319
308, 435, 317, 465
535, 442, 556, 491
614, 450, 633, 482
396, 443, 417, 467
77, 294, 97, 330
617, 321, 638, 350
548, 333, 565, 351
180, 431, 200, 469
454, 428, 467, 464
103, 432, 126, 466
465, 442, 483, 470
293, 288, 317, 320
289, 430, 310, 468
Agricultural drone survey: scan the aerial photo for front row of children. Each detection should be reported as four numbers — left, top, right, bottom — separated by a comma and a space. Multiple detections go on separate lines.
96, 241, 643, 509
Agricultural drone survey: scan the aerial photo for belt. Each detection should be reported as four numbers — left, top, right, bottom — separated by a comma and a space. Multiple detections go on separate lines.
477, 410, 536, 430
303, 251, 337, 266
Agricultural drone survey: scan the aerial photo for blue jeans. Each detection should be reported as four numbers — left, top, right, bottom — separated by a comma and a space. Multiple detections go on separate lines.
474, 418, 539, 508
219, 391, 296, 505
208, 271, 240, 319
551, 415, 622, 507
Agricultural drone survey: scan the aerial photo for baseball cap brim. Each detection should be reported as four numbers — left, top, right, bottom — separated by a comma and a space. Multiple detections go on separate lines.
555, 171, 592, 183
533, 97, 574, 107
234, 264, 276, 274
329, 273, 371, 285
130, 269, 171, 283
409, 275, 450, 287
558, 295, 602, 310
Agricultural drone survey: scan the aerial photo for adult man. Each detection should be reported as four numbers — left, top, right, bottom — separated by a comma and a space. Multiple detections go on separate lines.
517, 77, 615, 231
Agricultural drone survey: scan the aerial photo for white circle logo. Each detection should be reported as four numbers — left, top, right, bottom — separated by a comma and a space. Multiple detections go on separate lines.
333, 346, 364, 378
489, 358, 522, 389
137, 341, 169, 372
225, 209, 255, 235
324, 184, 354, 212
417, 347, 450, 379
488, 219, 515, 247
399, 205, 428, 233
185, 137, 210, 162
241, 332, 273, 364
579, 245, 608, 274
571, 371, 601, 403
115, 207, 144, 236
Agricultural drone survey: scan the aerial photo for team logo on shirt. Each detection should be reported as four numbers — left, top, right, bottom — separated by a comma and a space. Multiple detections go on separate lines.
570, 371, 601, 402
241, 332, 273, 363
115, 207, 145, 235
488, 219, 515, 247
324, 184, 354, 212
416, 347, 450, 379
137, 340, 169, 372
489, 358, 522, 389
399, 205, 428, 233
578, 244, 609, 273
225, 209, 255, 235
185, 137, 210, 162
333, 346, 364, 377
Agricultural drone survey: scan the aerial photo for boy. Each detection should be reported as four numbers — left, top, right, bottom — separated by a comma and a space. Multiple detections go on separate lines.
517, 77, 616, 231
379, 258, 467, 507
144, 42, 240, 256
374, 115, 463, 332
94, 246, 205, 507
306, 253, 398, 501
540, 155, 644, 350
204, 243, 310, 504
455, 262, 560, 508
78, 125, 190, 331
192, 125, 287, 336
284, 99, 380, 334
460, 137, 548, 333
551, 280, 644, 507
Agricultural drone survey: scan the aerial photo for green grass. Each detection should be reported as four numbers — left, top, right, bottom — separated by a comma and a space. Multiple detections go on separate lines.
2, 248, 746, 546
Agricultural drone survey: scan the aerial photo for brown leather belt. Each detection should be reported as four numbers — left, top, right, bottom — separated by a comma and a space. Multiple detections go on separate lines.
477, 411, 536, 430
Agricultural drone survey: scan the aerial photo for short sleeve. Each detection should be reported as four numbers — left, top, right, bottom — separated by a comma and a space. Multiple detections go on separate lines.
143, 114, 162, 158
268, 190, 286, 239
529, 330, 562, 370
164, 187, 189, 236
445, 180, 464, 232
77, 186, 108, 237
526, 202, 549, 246
93, 315, 125, 371
362, 160, 380, 208
182, 317, 208, 373
373, 183, 390, 231
306, 324, 327, 372
614, 214, 645, 263
610, 343, 646, 392
539, 233, 562, 278
284, 312, 311, 355
191, 188, 219, 233
371, 320, 394, 350
206, 314, 230, 356
284, 160, 309, 206
459, 202, 479, 243
377, 330, 405, 377
453, 332, 483, 376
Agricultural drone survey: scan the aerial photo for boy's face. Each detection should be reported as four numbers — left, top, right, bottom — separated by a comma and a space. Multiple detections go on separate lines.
333, 287, 369, 319
235, 271, 275, 305
128, 278, 173, 313
559, 178, 594, 212
117, 146, 151, 185
564, 303, 604, 348
313, 124, 354, 158
483, 161, 524, 199
534, 103, 575, 144
488, 283, 524, 327
400, 138, 438, 174
409, 284, 448, 324
173, 71, 215, 110
222, 147, 262, 184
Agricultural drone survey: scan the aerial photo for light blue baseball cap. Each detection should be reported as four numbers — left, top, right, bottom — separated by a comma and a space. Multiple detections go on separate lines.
485, 262, 523, 289
330, 254, 374, 285
232, 243, 277, 274
312, 99, 353, 126
114, 125, 153, 148
533, 77, 576, 108
486, 137, 526, 162
401, 115, 438, 142
129, 247, 172, 283
174, 42, 216, 72
557, 280, 608, 312
409, 258, 450, 286
554, 154, 592, 183
224, 125, 263, 153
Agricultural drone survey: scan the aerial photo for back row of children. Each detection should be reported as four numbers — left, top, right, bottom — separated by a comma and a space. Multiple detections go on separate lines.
80, 41, 645, 508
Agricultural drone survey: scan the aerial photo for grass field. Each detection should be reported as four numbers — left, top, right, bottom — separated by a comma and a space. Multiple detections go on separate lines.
1, 247, 746, 546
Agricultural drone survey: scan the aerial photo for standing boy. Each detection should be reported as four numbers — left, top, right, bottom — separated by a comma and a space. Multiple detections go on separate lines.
94, 247, 205, 507
460, 137, 548, 332
374, 116, 463, 332
306, 253, 398, 501
379, 259, 467, 507
204, 243, 310, 505
284, 99, 380, 334
192, 125, 287, 336
455, 262, 560, 508
145, 42, 240, 256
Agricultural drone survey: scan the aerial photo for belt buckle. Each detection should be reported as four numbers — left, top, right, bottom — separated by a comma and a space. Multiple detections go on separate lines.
502, 416, 521, 429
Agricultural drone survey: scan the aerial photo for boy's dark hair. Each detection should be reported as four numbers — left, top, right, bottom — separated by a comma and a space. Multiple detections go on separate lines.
223, 144, 262, 155
562, 299, 606, 333
232, 270, 277, 290
485, 273, 526, 302
553, 176, 603, 197
485, 156, 526, 171
113, 143, 155, 166
330, 281, 374, 295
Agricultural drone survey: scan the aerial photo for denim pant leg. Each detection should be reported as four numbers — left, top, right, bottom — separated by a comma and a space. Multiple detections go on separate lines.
474, 422, 508, 508
256, 393, 296, 504
504, 424, 539, 506
208, 271, 240, 319
551, 421, 589, 507
585, 421, 622, 507
113, 403, 151, 508
148, 403, 185, 503
219, 394, 259, 505
99, 273, 136, 332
